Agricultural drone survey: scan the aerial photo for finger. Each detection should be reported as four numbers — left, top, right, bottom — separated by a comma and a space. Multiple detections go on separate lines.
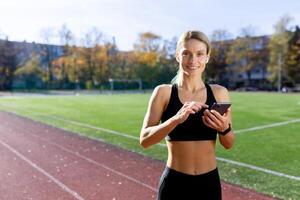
192, 104, 202, 112
198, 103, 209, 110
202, 116, 215, 129
192, 102, 208, 109
189, 101, 200, 108
204, 109, 219, 120
202, 116, 209, 127
202, 116, 211, 127
192, 102, 209, 112
187, 104, 200, 112
223, 108, 231, 117
203, 110, 223, 127
210, 110, 224, 121
183, 102, 190, 107
203, 115, 219, 128
186, 108, 195, 115
199, 103, 209, 109
180, 102, 191, 111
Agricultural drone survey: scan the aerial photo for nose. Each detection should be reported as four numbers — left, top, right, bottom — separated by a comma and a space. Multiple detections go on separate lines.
188, 55, 196, 64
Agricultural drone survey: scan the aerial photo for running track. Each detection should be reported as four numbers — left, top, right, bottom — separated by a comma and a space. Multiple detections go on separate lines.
0, 111, 277, 200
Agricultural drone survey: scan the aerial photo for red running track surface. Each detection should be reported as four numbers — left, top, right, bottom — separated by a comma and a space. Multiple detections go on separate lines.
0, 111, 277, 200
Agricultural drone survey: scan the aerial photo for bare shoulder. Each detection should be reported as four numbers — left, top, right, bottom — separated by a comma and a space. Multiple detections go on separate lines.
150, 84, 173, 110
153, 84, 172, 99
209, 84, 228, 93
209, 84, 230, 102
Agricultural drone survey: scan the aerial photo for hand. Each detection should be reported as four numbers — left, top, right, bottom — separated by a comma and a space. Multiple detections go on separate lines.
174, 101, 208, 124
202, 108, 230, 132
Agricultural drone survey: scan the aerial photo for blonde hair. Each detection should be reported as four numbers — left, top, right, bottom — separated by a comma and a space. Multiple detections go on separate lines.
171, 30, 211, 84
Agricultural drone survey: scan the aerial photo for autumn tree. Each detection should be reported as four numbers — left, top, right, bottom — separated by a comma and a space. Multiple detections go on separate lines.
207, 29, 232, 84
267, 15, 294, 90
55, 24, 75, 88
52, 46, 88, 89
40, 27, 55, 88
226, 26, 261, 87
80, 27, 103, 87
92, 43, 111, 87
14, 54, 45, 89
133, 32, 162, 87
112, 51, 132, 79
78, 28, 119, 89
286, 26, 300, 85
154, 37, 178, 85
0, 39, 17, 90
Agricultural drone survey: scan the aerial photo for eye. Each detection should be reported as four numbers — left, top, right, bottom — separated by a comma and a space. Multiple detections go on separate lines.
182, 51, 189, 56
197, 52, 205, 57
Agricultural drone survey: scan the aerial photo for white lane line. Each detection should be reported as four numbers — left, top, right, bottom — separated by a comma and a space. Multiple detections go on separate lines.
217, 157, 300, 181
2, 105, 300, 141
0, 139, 86, 200
1, 106, 300, 181
49, 115, 143, 141
5, 105, 300, 140
33, 120, 300, 182
29, 132, 158, 192
0, 105, 167, 147
46, 115, 166, 147
235, 118, 300, 135
33, 127, 300, 184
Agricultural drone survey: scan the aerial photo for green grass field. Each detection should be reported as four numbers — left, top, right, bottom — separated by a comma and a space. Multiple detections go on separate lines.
0, 92, 299, 199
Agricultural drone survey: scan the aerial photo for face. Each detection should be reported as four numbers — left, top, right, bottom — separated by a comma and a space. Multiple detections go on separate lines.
176, 38, 209, 76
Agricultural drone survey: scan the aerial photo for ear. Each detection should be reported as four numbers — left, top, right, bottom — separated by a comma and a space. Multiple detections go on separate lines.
175, 52, 180, 63
206, 56, 210, 63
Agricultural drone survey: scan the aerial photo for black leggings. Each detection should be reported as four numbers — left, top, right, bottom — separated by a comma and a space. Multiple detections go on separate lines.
157, 167, 222, 200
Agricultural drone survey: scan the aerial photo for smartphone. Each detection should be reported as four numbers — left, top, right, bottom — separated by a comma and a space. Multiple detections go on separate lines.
210, 102, 231, 115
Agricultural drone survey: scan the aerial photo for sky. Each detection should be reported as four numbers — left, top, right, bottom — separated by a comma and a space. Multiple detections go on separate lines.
1, 0, 300, 51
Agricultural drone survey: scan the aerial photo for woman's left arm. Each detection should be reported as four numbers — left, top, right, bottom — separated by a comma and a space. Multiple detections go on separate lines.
202, 85, 235, 149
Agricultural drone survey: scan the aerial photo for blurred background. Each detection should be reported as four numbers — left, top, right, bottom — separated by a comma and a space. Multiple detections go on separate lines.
0, 0, 300, 92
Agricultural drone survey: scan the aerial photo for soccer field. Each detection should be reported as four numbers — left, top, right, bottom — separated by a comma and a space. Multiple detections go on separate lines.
0, 92, 299, 199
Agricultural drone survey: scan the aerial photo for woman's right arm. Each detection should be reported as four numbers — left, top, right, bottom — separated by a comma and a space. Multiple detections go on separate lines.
140, 85, 205, 148
140, 85, 178, 148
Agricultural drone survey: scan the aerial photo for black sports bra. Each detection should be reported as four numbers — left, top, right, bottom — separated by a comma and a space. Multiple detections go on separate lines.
161, 83, 217, 141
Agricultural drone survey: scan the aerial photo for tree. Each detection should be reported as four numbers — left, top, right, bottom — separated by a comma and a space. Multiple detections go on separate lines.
210, 29, 232, 42
93, 44, 110, 86
80, 27, 104, 88
133, 32, 162, 87
112, 51, 132, 79
14, 54, 45, 89
226, 26, 261, 87
56, 24, 75, 88
267, 15, 294, 90
0, 39, 17, 90
59, 24, 74, 46
286, 26, 300, 84
207, 29, 232, 84
155, 37, 178, 84
40, 27, 55, 88
52, 45, 87, 89
134, 32, 161, 52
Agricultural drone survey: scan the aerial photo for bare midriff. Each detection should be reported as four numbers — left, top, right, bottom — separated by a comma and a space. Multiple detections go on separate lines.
166, 140, 217, 175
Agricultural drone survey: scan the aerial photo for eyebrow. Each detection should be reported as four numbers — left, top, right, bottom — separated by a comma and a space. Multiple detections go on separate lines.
182, 49, 206, 53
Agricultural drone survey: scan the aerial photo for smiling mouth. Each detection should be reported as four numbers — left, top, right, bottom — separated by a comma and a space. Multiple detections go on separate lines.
187, 65, 198, 70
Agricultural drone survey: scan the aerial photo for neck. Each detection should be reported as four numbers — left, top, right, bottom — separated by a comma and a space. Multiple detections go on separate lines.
178, 73, 205, 93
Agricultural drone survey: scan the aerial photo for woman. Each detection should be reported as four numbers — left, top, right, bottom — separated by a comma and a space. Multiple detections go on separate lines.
140, 30, 234, 200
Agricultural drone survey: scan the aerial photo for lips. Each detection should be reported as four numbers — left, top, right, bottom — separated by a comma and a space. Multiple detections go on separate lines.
186, 65, 198, 70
